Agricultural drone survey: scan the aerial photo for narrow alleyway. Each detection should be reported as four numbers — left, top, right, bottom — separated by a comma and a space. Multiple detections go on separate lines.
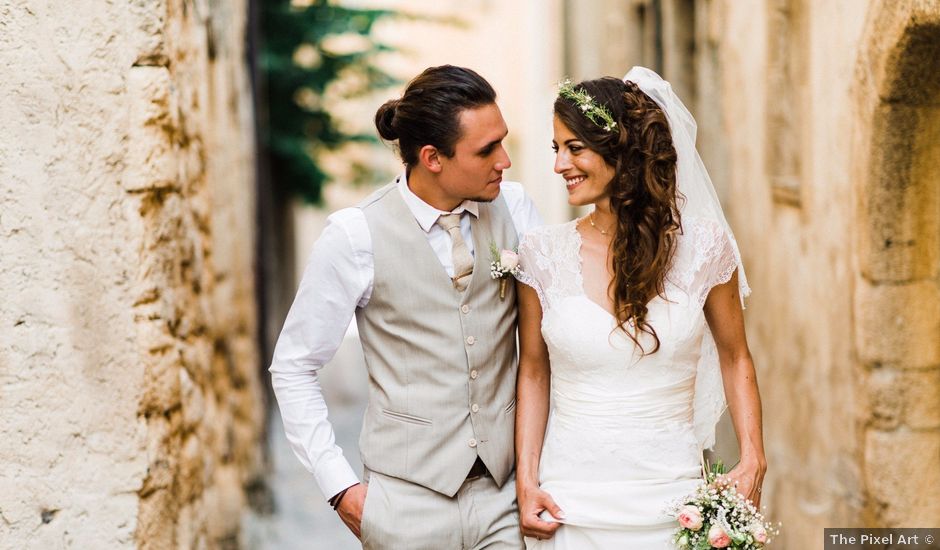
246, 329, 369, 550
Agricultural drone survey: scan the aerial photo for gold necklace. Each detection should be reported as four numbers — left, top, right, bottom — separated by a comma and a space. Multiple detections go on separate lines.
589, 211, 612, 236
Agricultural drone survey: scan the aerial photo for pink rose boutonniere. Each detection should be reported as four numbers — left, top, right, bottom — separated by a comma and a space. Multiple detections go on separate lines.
489, 242, 521, 300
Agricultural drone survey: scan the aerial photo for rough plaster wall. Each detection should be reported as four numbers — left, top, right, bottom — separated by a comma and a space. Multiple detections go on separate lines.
715, 0, 872, 544
0, 1, 263, 548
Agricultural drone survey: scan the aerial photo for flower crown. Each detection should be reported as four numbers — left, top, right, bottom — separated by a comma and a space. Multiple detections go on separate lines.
557, 79, 618, 132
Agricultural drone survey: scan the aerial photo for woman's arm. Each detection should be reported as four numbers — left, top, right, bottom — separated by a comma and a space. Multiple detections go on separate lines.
703, 269, 767, 507
515, 281, 564, 538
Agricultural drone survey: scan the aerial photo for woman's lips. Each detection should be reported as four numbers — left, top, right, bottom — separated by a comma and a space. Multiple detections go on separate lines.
565, 175, 586, 191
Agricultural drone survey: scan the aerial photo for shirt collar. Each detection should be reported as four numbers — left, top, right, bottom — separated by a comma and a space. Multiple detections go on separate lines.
396, 172, 480, 233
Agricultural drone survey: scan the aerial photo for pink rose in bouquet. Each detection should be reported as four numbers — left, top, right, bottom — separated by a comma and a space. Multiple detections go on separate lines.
677, 505, 703, 531
750, 524, 768, 544
707, 524, 731, 548
669, 460, 779, 548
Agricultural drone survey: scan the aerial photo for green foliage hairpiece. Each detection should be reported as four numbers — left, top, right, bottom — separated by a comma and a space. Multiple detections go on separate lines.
557, 79, 618, 133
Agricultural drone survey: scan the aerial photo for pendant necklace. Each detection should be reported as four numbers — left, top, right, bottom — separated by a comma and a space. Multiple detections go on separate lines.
589, 211, 611, 236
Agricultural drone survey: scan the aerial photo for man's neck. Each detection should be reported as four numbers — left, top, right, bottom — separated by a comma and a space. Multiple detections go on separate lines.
408, 168, 462, 212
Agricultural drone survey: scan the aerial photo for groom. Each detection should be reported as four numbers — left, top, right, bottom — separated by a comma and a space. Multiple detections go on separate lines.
269, 65, 541, 549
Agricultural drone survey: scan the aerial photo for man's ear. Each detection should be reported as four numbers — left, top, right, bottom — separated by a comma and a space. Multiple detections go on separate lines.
418, 145, 443, 174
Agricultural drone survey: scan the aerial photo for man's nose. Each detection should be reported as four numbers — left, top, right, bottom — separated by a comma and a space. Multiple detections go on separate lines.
495, 146, 511, 171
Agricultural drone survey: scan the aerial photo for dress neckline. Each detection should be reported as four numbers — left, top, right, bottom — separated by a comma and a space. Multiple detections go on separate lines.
569, 219, 619, 320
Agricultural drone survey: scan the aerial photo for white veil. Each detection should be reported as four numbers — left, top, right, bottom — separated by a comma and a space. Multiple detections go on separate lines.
624, 66, 751, 450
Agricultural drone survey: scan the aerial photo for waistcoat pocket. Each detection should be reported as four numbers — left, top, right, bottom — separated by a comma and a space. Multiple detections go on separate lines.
381, 409, 433, 426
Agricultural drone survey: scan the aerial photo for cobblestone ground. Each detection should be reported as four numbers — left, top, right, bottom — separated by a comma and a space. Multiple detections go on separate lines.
245, 331, 369, 550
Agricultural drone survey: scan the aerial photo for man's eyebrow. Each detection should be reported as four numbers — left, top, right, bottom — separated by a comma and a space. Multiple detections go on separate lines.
477, 131, 509, 153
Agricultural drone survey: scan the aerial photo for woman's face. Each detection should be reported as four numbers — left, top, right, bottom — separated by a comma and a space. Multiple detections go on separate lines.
552, 115, 615, 207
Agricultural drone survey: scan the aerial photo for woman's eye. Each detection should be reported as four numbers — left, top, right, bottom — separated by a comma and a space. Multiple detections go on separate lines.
570, 146, 582, 153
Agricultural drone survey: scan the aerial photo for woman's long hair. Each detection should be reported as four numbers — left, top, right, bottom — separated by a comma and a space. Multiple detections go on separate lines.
554, 77, 681, 354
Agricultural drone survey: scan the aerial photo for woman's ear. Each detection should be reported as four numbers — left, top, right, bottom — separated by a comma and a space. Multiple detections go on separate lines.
418, 145, 443, 174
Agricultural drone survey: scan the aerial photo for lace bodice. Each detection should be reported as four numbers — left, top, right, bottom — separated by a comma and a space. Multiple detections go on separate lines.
516, 217, 741, 451
517, 217, 740, 313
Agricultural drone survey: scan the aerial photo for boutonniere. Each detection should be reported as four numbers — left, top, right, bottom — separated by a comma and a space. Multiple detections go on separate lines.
489, 242, 521, 301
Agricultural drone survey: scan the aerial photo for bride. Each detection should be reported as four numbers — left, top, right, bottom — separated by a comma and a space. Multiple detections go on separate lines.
514, 67, 767, 548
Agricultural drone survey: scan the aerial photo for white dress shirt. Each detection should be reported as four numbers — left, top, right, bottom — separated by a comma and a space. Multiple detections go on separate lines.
269, 174, 542, 500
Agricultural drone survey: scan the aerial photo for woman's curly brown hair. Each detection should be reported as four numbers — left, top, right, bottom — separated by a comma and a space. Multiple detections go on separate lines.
554, 77, 681, 354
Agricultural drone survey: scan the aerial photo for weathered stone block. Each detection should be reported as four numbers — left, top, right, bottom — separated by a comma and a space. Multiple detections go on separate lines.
202, 465, 245, 542
859, 103, 940, 283
140, 349, 182, 415
855, 279, 940, 368
865, 368, 903, 429
128, 0, 169, 66
864, 430, 940, 526
178, 434, 205, 502
902, 368, 940, 429
139, 415, 176, 498
181, 339, 213, 382
125, 67, 179, 193
136, 317, 176, 354
137, 487, 176, 550
179, 367, 205, 432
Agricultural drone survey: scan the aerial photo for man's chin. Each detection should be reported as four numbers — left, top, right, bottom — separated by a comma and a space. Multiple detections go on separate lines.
469, 183, 502, 203
469, 195, 497, 203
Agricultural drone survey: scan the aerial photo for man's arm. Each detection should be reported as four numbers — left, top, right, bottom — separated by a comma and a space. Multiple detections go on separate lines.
268, 208, 370, 501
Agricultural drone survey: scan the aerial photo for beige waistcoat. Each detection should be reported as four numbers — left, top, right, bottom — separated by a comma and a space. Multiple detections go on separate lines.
355, 182, 519, 497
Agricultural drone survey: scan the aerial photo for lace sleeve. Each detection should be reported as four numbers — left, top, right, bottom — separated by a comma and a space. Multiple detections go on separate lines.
516, 223, 583, 313
677, 217, 752, 451
516, 230, 548, 309
677, 217, 750, 309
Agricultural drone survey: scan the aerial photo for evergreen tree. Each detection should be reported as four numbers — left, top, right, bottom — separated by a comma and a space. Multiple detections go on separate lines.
260, 0, 398, 204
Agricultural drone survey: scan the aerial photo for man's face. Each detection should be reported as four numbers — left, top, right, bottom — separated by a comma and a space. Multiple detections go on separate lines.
437, 103, 511, 203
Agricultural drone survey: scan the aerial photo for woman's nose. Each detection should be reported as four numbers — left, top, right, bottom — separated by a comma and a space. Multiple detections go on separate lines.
554, 151, 570, 174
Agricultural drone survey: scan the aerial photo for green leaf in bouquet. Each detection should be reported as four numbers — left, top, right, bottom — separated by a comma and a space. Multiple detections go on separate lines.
730, 530, 748, 545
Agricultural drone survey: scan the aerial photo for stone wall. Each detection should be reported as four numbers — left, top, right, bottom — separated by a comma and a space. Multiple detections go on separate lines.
850, 0, 940, 529
717, 1, 872, 543
0, 1, 264, 548
719, 0, 940, 543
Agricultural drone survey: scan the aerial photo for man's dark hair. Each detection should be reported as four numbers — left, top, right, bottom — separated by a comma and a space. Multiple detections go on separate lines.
375, 65, 497, 167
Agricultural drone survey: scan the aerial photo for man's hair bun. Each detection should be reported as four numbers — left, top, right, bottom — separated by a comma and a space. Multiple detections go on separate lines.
375, 99, 400, 141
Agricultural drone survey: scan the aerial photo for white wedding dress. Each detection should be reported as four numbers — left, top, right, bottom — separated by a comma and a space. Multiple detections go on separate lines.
517, 215, 741, 549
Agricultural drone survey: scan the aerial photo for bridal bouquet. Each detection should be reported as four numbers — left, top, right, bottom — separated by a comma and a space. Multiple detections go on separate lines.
669, 461, 779, 549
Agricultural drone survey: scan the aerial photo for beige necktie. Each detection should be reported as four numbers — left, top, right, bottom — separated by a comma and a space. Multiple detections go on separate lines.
436, 213, 474, 292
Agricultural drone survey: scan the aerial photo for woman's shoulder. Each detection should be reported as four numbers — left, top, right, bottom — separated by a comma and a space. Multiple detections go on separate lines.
520, 219, 578, 249
680, 215, 723, 235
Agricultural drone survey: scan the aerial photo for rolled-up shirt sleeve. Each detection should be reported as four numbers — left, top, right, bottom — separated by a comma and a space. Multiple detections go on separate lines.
269, 208, 370, 500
